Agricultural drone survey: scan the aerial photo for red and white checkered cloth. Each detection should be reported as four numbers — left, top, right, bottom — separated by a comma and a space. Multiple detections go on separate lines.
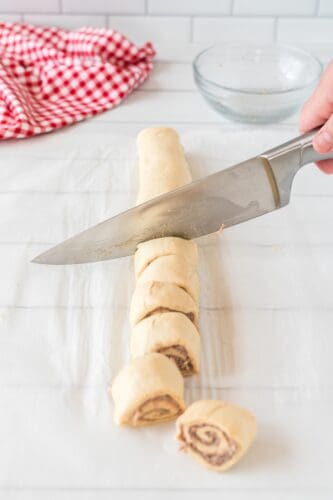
0, 22, 155, 139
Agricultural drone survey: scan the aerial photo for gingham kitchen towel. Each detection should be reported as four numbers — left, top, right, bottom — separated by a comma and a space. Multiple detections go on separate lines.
0, 22, 155, 139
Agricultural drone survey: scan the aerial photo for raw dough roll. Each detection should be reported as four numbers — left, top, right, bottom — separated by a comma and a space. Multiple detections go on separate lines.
137, 254, 200, 304
176, 400, 256, 472
136, 127, 192, 204
130, 312, 200, 377
135, 237, 198, 278
130, 281, 199, 327
111, 353, 185, 426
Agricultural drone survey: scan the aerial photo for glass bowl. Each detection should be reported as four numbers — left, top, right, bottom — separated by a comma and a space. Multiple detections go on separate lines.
193, 44, 322, 124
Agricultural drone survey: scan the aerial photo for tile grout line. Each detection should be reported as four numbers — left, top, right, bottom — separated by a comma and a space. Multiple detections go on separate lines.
3, 12, 333, 19
315, 0, 321, 16
189, 16, 194, 42
273, 17, 278, 41
141, 14, 333, 18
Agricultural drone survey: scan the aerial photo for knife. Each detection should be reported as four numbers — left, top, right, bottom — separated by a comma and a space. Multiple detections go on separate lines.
32, 129, 333, 265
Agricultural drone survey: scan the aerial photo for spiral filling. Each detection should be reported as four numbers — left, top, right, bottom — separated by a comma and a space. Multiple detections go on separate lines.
144, 307, 195, 324
158, 344, 194, 376
180, 423, 238, 466
133, 395, 182, 425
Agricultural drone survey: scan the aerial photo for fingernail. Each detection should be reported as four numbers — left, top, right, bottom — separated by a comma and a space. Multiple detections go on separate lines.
314, 130, 333, 152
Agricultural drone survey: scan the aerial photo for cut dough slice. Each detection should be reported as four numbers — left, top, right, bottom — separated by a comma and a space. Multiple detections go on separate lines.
135, 237, 198, 278
130, 312, 200, 377
130, 281, 199, 327
137, 254, 200, 304
111, 353, 185, 426
176, 400, 256, 472
136, 127, 192, 204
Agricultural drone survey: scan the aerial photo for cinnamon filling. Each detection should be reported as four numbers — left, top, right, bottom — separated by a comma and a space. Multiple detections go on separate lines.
144, 307, 195, 324
133, 395, 182, 425
180, 423, 238, 466
158, 344, 194, 376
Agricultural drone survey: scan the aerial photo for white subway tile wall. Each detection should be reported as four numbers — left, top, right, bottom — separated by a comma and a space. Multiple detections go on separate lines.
233, 0, 317, 16
23, 14, 107, 29
1, 0, 58, 13
318, 0, 333, 16
277, 18, 333, 43
0, 13, 22, 21
63, 0, 145, 15
106, 16, 191, 44
0, 0, 332, 44
147, 0, 232, 15
193, 17, 275, 43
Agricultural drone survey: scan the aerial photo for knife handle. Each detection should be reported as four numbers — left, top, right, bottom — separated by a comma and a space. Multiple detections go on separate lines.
264, 127, 333, 167
262, 128, 333, 207
298, 129, 333, 165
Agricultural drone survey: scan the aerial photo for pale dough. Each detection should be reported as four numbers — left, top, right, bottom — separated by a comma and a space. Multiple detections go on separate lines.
130, 312, 200, 376
135, 237, 198, 278
132, 128, 200, 382
111, 353, 185, 426
136, 254, 200, 304
130, 281, 199, 327
136, 127, 192, 204
176, 400, 256, 472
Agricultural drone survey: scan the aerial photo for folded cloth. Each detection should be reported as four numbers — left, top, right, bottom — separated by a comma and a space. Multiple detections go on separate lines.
0, 22, 155, 139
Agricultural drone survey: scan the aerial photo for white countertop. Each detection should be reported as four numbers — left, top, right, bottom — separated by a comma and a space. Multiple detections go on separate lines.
0, 45, 332, 500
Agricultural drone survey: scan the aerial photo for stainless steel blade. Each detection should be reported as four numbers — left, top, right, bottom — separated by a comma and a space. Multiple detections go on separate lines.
32, 129, 333, 265
32, 156, 280, 265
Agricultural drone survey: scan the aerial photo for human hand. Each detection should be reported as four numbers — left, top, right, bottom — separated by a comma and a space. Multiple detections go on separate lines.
299, 61, 333, 174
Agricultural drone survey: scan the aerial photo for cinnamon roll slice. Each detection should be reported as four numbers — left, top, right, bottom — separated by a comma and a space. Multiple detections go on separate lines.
131, 312, 200, 377
137, 254, 199, 303
135, 237, 198, 278
176, 400, 256, 471
111, 353, 185, 427
130, 281, 199, 327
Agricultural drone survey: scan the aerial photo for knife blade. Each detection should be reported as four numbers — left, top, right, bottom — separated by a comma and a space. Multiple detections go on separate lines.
32, 129, 333, 265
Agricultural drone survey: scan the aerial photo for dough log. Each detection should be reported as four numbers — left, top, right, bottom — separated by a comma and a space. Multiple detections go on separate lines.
131, 127, 200, 379
130, 281, 199, 327
136, 127, 192, 204
176, 400, 256, 471
111, 353, 185, 426
131, 312, 200, 377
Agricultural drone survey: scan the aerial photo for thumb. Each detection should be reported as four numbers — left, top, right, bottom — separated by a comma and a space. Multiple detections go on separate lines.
313, 114, 333, 153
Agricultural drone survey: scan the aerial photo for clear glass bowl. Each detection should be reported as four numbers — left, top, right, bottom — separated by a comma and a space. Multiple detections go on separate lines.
193, 44, 322, 124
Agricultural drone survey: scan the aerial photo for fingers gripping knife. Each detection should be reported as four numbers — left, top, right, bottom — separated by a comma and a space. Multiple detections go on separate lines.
33, 129, 333, 265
